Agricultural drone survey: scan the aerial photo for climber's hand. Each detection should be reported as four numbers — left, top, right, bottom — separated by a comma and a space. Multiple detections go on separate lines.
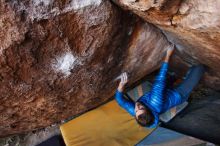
117, 72, 128, 92
164, 43, 175, 62
166, 43, 175, 57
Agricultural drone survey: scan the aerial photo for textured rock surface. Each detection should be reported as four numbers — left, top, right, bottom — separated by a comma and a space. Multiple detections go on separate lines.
0, 0, 171, 136
113, 0, 220, 89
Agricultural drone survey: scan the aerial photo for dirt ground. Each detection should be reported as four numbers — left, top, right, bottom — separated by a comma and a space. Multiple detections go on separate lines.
0, 125, 60, 146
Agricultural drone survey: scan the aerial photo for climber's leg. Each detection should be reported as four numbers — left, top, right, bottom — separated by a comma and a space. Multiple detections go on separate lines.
175, 64, 205, 103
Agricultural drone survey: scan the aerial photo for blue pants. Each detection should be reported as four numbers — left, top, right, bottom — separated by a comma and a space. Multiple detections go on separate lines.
175, 64, 205, 103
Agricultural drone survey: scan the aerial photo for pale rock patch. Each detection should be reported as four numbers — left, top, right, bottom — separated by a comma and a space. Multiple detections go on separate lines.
52, 52, 80, 77
64, 0, 102, 12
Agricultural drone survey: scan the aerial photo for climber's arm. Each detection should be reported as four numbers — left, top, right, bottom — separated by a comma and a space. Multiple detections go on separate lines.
115, 73, 135, 116
148, 44, 174, 113
115, 90, 135, 116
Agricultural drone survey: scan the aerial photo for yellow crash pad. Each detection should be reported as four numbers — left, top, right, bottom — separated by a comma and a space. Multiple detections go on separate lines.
60, 100, 154, 146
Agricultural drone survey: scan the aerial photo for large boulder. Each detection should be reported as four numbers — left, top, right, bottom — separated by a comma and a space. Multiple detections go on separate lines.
0, 0, 171, 136
113, 0, 220, 89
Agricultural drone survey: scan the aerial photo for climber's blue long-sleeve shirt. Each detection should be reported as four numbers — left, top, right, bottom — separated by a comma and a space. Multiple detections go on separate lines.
115, 62, 182, 128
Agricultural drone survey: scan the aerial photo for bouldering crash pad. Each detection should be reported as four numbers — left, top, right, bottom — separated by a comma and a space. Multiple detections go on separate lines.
60, 100, 154, 146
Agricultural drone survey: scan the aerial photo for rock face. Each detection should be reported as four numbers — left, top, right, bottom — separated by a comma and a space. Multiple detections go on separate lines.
0, 0, 172, 136
113, 0, 220, 89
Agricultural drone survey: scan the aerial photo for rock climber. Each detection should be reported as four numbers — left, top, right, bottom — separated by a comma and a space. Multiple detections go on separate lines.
115, 44, 205, 128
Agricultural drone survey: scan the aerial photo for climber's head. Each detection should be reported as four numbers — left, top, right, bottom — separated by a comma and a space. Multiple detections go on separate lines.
135, 102, 153, 127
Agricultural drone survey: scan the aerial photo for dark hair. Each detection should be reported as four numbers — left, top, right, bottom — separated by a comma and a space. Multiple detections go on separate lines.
135, 103, 154, 127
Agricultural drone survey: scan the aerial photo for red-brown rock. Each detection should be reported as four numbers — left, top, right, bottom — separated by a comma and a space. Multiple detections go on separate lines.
0, 0, 135, 136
